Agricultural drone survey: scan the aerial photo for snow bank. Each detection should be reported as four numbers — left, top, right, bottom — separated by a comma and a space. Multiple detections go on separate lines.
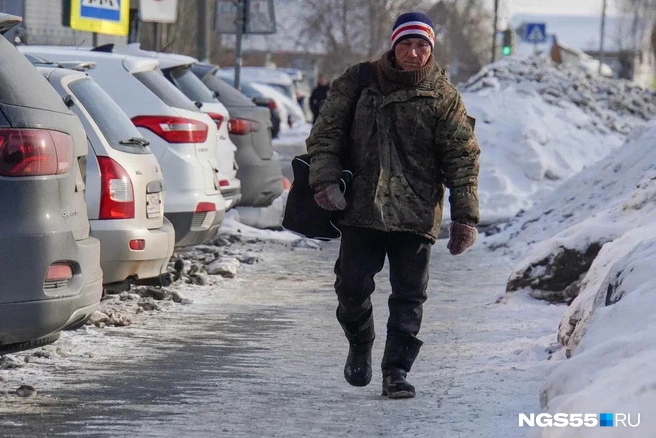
462, 57, 656, 223
536, 232, 656, 437
490, 122, 656, 303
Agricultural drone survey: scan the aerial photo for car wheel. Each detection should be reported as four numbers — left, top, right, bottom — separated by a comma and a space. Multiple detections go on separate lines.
0, 332, 61, 355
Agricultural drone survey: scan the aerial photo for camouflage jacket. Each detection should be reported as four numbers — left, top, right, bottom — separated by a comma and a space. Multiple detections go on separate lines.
306, 57, 480, 242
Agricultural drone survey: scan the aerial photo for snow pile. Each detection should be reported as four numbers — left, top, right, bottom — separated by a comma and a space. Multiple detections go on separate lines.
536, 233, 656, 437
489, 122, 656, 303
481, 120, 656, 433
461, 57, 656, 223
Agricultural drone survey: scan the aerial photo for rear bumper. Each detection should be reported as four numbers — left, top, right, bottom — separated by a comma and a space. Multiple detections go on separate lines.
166, 208, 225, 248
235, 152, 284, 207
221, 177, 242, 210
0, 276, 102, 346
90, 218, 175, 284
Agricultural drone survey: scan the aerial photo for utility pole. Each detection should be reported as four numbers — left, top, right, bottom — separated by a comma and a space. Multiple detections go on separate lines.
491, 0, 499, 63
234, 0, 245, 91
197, 0, 209, 61
598, 0, 607, 75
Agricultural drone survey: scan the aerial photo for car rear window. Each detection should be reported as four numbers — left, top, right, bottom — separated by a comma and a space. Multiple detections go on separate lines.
69, 78, 149, 154
133, 69, 198, 112
0, 37, 70, 114
203, 75, 255, 107
219, 76, 261, 99
168, 66, 219, 104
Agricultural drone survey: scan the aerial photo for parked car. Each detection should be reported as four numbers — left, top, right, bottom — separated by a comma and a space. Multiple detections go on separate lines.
0, 15, 102, 352
221, 67, 298, 103
249, 82, 307, 129
111, 45, 242, 211
19, 46, 226, 248
194, 65, 285, 207
278, 67, 313, 122
32, 62, 175, 293
217, 74, 282, 138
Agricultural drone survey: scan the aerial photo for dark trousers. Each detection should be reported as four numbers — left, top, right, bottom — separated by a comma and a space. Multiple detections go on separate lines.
334, 226, 431, 344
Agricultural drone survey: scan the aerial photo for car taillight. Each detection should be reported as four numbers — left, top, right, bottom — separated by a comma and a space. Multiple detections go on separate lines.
129, 239, 145, 251
97, 156, 135, 220
46, 263, 74, 282
195, 202, 216, 213
207, 112, 225, 130
267, 100, 277, 111
0, 128, 73, 177
219, 179, 230, 187
131, 116, 208, 144
228, 118, 259, 135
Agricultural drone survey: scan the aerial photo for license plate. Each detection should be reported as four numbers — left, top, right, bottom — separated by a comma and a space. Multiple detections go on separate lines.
146, 192, 162, 218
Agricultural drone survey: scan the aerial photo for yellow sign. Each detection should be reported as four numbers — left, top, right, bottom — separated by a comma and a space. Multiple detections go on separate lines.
70, 0, 130, 36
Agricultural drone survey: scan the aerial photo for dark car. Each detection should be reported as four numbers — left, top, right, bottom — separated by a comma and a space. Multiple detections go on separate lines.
0, 15, 103, 352
191, 62, 283, 207
218, 76, 282, 138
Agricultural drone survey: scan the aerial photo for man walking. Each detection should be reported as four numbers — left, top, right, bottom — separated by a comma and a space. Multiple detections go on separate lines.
306, 12, 480, 399
309, 74, 330, 124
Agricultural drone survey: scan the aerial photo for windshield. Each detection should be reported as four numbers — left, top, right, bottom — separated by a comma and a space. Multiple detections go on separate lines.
133, 69, 198, 112
69, 78, 149, 154
168, 66, 219, 104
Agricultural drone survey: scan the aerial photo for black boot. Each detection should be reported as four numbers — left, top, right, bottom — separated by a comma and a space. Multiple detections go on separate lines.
381, 332, 423, 399
382, 367, 415, 398
337, 307, 375, 387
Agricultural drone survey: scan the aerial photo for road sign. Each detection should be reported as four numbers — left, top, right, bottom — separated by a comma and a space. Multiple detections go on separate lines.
69, 0, 130, 36
524, 23, 547, 43
214, 0, 276, 34
139, 0, 178, 23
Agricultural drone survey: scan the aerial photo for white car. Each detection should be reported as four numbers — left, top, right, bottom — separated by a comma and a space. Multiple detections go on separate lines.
111, 44, 242, 210
33, 60, 175, 291
249, 82, 307, 128
20, 46, 226, 248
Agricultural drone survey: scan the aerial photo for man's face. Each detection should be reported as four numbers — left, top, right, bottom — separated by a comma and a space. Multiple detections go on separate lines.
394, 38, 432, 71
319, 76, 329, 86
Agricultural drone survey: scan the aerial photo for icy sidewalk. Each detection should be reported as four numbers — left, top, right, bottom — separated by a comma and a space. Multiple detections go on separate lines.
0, 239, 564, 437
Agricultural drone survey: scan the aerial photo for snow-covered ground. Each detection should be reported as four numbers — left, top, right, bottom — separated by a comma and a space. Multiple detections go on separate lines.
0, 214, 569, 437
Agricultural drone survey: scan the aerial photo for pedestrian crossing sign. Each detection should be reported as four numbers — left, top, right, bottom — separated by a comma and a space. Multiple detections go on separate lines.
524, 23, 547, 43
69, 0, 130, 36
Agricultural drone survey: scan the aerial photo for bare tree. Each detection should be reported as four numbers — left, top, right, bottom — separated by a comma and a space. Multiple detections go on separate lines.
428, 0, 493, 83
614, 0, 656, 80
298, 0, 429, 78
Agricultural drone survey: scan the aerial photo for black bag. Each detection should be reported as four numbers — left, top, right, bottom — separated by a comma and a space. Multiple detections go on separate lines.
282, 155, 352, 240
282, 62, 371, 241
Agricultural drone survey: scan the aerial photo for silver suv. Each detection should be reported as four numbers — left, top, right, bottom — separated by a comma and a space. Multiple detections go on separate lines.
0, 15, 102, 352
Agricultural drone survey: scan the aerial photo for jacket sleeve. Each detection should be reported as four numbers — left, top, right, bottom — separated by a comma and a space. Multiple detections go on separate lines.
306, 65, 361, 192
435, 83, 481, 224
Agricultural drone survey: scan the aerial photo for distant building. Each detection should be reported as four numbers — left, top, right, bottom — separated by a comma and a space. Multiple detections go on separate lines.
511, 14, 655, 88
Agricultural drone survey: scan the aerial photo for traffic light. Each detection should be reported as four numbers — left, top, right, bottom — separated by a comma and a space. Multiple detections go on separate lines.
502, 29, 513, 56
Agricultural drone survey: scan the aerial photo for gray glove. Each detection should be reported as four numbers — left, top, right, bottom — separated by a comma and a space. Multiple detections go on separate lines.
314, 184, 347, 211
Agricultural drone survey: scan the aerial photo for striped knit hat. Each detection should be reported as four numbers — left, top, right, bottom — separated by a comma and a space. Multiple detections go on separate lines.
391, 12, 435, 51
